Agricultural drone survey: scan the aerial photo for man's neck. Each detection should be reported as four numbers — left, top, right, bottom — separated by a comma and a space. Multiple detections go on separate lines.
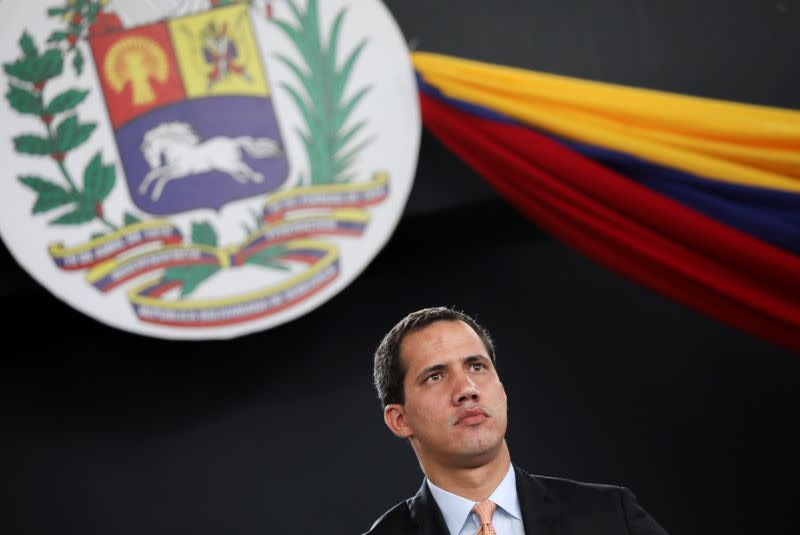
423, 442, 512, 502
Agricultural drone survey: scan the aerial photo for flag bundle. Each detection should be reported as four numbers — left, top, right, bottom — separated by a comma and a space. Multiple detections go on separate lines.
414, 52, 800, 352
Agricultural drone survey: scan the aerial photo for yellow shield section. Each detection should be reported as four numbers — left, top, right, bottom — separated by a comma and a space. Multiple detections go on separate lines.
169, 4, 270, 98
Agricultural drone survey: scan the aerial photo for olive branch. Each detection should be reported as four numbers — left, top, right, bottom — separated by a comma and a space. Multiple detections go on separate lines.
272, 0, 373, 186
3, 28, 125, 233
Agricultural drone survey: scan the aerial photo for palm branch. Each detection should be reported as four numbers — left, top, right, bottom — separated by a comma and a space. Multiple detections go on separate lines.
272, 0, 372, 186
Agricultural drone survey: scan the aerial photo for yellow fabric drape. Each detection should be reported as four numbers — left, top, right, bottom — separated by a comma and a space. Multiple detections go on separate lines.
412, 52, 800, 193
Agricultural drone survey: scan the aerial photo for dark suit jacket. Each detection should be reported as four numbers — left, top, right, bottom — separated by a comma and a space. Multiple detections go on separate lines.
363, 465, 669, 535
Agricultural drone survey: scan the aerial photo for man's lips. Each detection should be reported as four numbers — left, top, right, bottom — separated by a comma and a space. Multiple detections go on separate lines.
455, 407, 489, 426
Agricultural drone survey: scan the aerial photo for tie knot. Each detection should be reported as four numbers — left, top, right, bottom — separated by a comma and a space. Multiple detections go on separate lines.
472, 499, 497, 525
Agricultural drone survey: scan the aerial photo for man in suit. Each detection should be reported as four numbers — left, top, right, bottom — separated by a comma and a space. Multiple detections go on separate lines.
364, 306, 669, 535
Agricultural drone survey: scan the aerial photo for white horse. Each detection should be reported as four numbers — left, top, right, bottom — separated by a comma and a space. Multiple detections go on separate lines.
139, 122, 281, 202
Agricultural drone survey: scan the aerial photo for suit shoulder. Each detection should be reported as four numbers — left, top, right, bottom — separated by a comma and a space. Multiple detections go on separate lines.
362, 498, 413, 535
517, 468, 670, 534
521, 468, 628, 506
536, 472, 624, 494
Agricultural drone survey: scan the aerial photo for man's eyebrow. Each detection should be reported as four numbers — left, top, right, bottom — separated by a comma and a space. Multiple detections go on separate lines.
464, 354, 491, 365
415, 356, 491, 382
415, 363, 446, 382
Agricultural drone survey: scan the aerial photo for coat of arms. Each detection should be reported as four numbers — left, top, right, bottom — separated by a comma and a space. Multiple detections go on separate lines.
0, 0, 420, 339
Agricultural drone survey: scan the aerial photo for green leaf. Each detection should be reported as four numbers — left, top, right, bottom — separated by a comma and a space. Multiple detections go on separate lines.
192, 221, 217, 247
14, 134, 51, 155
333, 119, 366, 155
19, 33, 37, 58
53, 115, 96, 153
4, 60, 35, 83
91, 232, 105, 239
299, 125, 332, 185
334, 85, 370, 132
241, 208, 264, 236
302, 133, 333, 185
50, 199, 96, 225
272, 20, 305, 56
19, 175, 77, 213
87, 3, 100, 19
47, 7, 67, 16
124, 212, 141, 226
39, 49, 64, 80
83, 152, 115, 202
72, 48, 84, 76
285, 0, 304, 24
305, 0, 323, 58
295, 128, 324, 184
245, 245, 290, 271
45, 89, 89, 115
281, 83, 315, 137
334, 39, 367, 105
6, 49, 66, 84
298, 4, 327, 121
5, 85, 43, 115
163, 264, 220, 297
325, 10, 347, 79
250, 207, 263, 228
334, 137, 372, 177
274, 54, 315, 104
296, 127, 313, 164
248, 245, 287, 261
47, 31, 69, 44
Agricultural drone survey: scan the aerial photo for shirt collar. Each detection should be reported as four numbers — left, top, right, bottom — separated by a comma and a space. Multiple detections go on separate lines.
427, 463, 522, 535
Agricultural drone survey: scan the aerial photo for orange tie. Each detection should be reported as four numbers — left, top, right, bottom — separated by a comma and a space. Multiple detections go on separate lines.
472, 500, 497, 535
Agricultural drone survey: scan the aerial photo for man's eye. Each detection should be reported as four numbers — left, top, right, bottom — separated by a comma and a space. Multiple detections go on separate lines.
470, 363, 484, 371
426, 373, 442, 382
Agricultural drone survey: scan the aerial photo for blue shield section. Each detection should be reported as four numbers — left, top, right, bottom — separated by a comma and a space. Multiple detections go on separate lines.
116, 95, 289, 214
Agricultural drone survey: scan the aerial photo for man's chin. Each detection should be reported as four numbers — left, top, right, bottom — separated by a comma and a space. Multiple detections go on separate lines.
450, 438, 504, 466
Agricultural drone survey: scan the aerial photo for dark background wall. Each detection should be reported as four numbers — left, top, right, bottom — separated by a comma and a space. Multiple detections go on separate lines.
3, 1, 800, 534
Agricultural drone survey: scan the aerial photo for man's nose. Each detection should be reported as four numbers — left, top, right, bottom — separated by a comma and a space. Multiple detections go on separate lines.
452, 373, 480, 404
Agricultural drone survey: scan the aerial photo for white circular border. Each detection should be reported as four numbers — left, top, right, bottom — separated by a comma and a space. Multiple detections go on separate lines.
0, 0, 420, 339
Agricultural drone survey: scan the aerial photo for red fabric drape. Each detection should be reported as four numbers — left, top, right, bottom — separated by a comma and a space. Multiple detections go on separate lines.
420, 92, 800, 352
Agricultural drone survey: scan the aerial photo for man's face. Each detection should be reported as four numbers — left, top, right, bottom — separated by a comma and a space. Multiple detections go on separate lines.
384, 320, 508, 469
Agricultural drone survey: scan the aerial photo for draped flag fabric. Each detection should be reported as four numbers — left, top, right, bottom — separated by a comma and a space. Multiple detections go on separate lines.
413, 52, 800, 353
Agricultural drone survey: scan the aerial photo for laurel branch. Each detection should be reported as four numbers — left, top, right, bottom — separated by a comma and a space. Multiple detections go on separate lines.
3, 25, 124, 232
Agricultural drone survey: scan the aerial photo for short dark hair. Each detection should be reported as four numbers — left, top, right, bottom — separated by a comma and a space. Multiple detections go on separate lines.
373, 306, 496, 408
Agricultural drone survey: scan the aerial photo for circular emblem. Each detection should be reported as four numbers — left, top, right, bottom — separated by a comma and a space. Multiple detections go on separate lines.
0, 0, 420, 339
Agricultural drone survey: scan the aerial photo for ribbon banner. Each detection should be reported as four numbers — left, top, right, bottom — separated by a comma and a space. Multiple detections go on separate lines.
47, 173, 388, 327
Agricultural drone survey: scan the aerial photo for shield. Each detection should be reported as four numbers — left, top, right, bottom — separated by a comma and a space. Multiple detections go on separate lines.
89, 3, 289, 214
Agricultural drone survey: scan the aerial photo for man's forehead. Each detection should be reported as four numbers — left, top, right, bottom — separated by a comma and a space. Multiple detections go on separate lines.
399, 320, 488, 369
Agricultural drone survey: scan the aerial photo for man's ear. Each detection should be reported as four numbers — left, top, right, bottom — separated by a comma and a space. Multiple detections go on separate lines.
384, 403, 413, 439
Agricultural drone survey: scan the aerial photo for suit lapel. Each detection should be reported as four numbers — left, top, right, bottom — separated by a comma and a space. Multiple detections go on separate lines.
408, 480, 450, 535
515, 465, 562, 535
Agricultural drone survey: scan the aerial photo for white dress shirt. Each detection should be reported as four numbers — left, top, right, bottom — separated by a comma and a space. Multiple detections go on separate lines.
427, 464, 526, 535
